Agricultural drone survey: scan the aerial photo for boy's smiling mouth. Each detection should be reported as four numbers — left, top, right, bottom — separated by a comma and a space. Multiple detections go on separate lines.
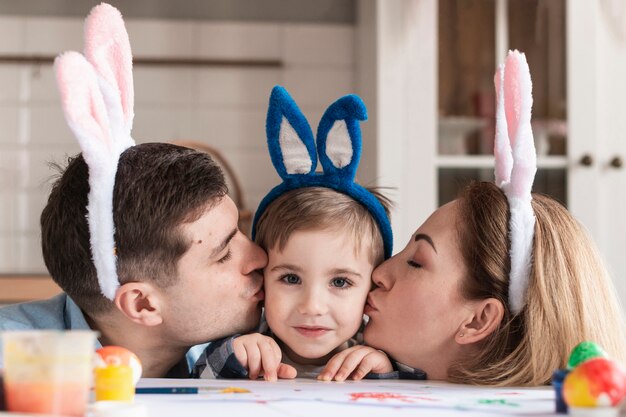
294, 325, 332, 338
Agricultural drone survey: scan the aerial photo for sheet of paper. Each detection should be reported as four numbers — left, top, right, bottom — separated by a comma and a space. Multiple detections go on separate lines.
134, 378, 557, 416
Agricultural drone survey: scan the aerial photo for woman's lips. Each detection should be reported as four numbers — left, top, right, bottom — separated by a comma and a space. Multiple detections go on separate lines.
294, 326, 330, 338
364, 295, 378, 314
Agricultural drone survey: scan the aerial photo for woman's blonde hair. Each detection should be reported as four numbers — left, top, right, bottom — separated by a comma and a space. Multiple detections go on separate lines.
254, 187, 392, 265
448, 181, 626, 386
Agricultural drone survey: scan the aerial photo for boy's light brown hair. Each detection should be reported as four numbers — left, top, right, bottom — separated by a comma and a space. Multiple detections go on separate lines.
254, 187, 392, 265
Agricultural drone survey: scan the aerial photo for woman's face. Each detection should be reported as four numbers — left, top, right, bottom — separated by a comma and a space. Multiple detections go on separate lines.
364, 201, 474, 379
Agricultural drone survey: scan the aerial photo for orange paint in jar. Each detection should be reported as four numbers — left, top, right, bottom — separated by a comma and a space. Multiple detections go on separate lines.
5, 380, 89, 416
1, 331, 97, 417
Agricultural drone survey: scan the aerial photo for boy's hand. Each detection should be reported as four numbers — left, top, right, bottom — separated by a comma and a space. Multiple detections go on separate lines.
318, 346, 393, 382
232, 333, 297, 381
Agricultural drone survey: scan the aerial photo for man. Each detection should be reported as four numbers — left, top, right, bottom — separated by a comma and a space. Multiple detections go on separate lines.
0, 143, 267, 377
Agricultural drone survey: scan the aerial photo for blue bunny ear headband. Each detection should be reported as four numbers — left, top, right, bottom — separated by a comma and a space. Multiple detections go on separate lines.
252, 86, 393, 259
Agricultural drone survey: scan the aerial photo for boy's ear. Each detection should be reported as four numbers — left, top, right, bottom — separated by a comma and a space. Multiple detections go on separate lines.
114, 282, 163, 327
455, 298, 504, 345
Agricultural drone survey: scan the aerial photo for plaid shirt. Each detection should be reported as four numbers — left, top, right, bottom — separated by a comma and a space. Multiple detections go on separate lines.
195, 316, 426, 380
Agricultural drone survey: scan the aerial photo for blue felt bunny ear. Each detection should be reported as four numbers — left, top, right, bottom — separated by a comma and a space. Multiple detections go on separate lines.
254, 85, 393, 259
266, 86, 316, 180
316, 95, 367, 182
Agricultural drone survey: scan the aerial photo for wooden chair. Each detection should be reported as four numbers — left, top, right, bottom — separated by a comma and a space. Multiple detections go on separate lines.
0, 275, 61, 305
171, 140, 253, 237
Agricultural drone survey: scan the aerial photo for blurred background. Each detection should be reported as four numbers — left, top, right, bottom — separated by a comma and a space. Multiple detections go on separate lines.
0, 0, 625, 312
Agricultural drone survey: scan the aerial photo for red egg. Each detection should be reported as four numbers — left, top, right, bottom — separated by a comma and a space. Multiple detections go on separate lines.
563, 358, 626, 407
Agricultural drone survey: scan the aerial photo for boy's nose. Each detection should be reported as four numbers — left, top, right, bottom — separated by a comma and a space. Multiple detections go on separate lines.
298, 288, 328, 316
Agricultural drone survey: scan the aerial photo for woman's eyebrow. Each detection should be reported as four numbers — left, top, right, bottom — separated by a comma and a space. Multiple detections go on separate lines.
415, 233, 437, 253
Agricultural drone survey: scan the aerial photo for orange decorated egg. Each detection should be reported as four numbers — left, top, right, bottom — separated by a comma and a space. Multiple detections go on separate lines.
95, 346, 142, 384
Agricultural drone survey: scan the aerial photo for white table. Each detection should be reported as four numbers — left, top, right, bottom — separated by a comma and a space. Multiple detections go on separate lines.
130, 378, 559, 417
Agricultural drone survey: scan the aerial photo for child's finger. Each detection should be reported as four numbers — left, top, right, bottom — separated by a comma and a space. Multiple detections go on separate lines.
348, 351, 381, 380
232, 339, 248, 368
317, 346, 360, 381
246, 343, 262, 380
259, 340, 278, 381
367, 350, 393, 374
277, 363, 297, 379
333, 348, 371, 382
269, 338, 282, 361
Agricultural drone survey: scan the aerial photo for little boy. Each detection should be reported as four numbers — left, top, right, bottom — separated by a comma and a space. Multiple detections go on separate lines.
198, 86, 398, 381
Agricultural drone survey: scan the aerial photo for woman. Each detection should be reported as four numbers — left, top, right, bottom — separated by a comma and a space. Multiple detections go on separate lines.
363, 181, 626, 386
318, 50, 626, 386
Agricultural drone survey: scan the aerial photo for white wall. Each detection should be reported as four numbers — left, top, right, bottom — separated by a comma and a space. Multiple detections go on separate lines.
0, 15, 356, 273
567, 0, 626, 306
356, 0, 437, 252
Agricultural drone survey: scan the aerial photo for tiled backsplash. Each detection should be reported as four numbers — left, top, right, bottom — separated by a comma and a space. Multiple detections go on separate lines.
0, 16, 355, 273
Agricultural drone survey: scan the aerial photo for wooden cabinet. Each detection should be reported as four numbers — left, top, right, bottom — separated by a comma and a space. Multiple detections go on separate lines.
358, 0, 626, 309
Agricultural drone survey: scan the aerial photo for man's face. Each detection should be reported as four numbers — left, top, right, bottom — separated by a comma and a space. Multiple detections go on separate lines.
161, 196, 267, 346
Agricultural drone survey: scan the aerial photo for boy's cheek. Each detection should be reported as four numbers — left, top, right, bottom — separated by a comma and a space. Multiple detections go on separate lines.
262, 285, 288, 314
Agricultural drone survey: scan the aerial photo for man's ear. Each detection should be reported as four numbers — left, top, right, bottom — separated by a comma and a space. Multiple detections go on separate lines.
455, 298, 504, 345
114, 282, 163, 327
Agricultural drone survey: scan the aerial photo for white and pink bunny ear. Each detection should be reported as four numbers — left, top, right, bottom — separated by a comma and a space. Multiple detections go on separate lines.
55, 52, 113, 161
84, 3, 135, 150
494, 50, 537, 315
54, 3, 136, 300
494, 64, 512, 188
55, 52, 121, 300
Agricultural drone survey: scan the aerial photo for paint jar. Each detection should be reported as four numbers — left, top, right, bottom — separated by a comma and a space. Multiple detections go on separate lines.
94, 346, 142, 402
0, 371, 5, 411
2, 330, 97, 417
552, 368, 570, 413
94, 364, 135, 402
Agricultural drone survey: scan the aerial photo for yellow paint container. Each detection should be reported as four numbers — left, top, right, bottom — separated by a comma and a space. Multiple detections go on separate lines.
94, 364, 135, 402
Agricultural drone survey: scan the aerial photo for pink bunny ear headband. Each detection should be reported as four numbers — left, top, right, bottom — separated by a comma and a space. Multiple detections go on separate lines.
54, 3, 136, 300
494, 50, 537, 315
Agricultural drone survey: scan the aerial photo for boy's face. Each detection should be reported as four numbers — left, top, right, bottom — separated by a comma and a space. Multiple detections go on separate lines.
160, 196, 268, 346
264, 228, 374, 365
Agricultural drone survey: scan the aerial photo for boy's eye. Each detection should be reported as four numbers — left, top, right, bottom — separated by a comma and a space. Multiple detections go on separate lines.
217, 250, 232, 264
331, 277, 351, 288
281, 274, 301, 285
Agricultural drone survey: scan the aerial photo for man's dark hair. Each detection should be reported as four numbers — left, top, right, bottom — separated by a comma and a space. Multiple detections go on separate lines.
41, 142, 227, 315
